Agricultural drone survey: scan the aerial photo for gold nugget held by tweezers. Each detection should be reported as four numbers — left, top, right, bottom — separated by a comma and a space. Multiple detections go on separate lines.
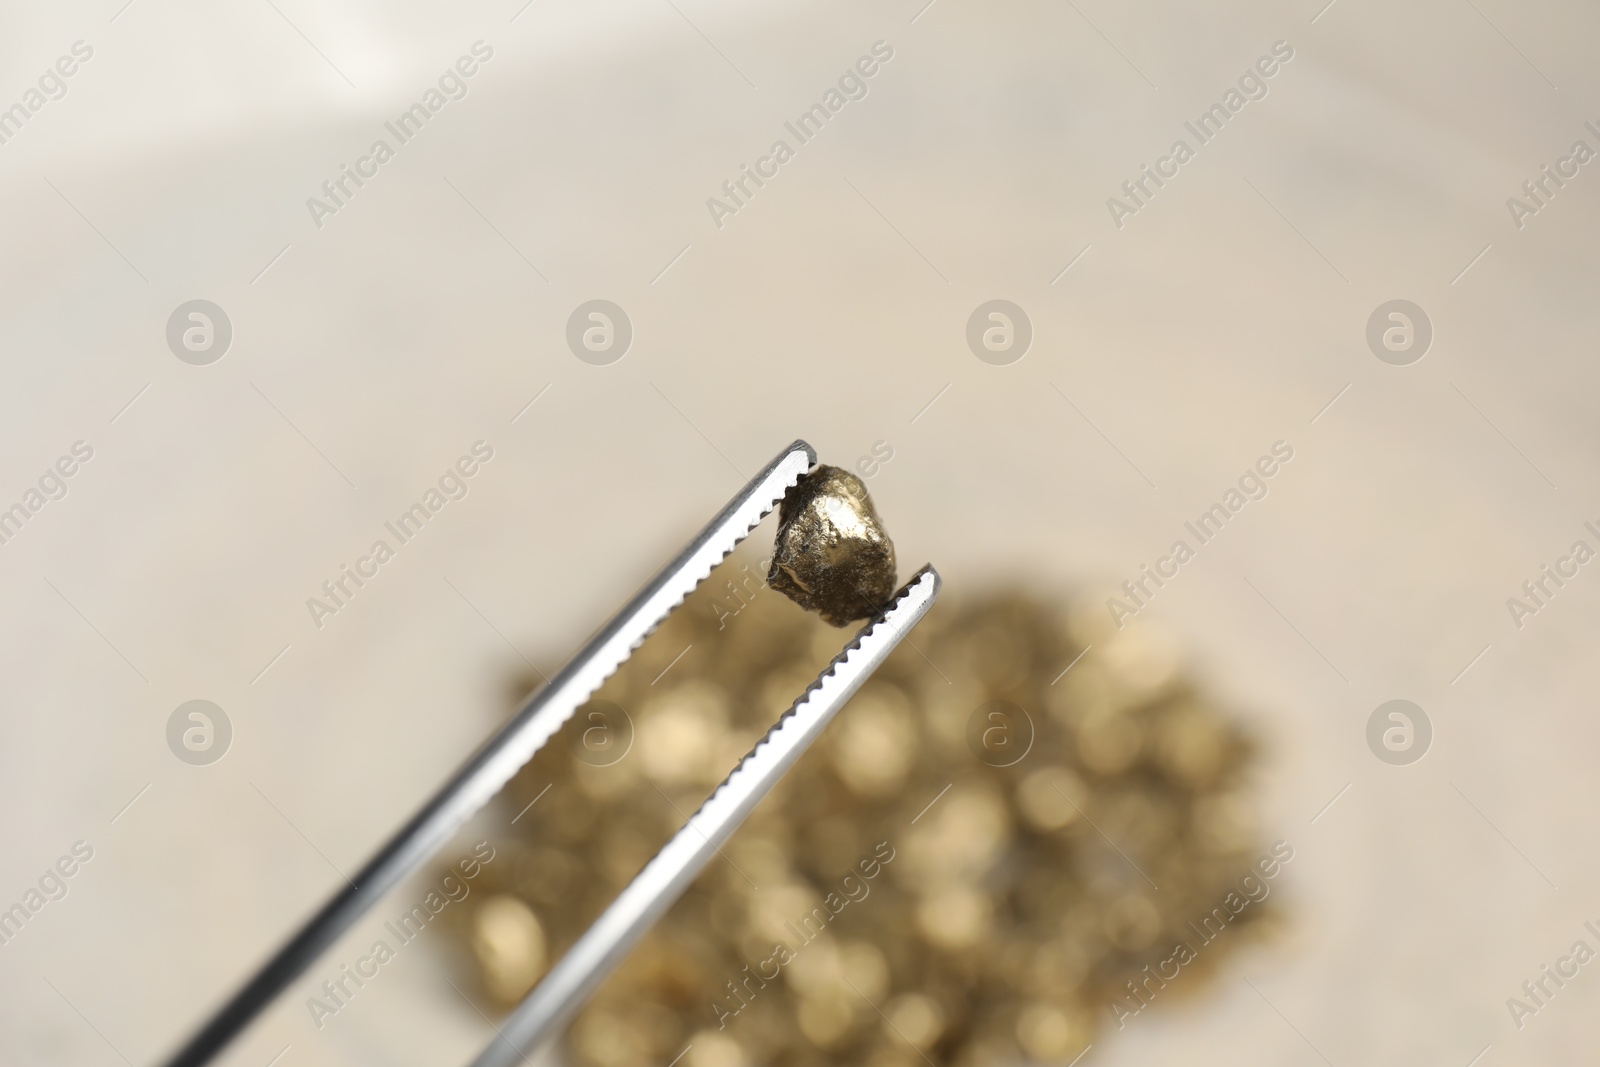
767, 465, 897, 626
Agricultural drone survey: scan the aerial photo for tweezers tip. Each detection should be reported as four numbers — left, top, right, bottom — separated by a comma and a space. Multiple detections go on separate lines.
908, 563, 941, 597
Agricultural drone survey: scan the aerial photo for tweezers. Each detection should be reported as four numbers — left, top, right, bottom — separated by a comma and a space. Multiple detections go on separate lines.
162, 439, 941, 1067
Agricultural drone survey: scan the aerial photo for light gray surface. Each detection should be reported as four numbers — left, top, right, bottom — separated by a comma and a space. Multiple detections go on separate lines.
1, 1, 1596, 1065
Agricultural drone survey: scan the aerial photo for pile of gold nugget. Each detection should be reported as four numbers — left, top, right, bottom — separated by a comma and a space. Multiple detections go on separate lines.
442, 551, 1275, 1067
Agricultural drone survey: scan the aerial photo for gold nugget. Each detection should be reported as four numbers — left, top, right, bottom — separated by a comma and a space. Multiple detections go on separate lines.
767, 466, 897, 627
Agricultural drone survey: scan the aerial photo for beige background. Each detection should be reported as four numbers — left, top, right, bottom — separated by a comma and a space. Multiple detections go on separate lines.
1, 0, 1597, 1064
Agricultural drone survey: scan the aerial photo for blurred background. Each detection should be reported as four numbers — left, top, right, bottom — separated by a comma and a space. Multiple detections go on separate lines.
2, 0, 1598, 1063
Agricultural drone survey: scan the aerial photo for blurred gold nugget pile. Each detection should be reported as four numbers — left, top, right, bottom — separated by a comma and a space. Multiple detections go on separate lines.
442, 557, 1275, 1066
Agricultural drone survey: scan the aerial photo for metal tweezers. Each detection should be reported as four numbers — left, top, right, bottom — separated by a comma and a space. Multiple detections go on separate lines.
163, 439, 941, 1067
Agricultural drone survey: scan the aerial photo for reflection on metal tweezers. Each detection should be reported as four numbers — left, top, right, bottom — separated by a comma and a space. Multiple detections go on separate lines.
160, 440, 939, 1067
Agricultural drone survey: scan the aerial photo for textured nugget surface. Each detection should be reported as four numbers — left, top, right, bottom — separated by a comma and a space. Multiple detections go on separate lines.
767, 466, 898, 627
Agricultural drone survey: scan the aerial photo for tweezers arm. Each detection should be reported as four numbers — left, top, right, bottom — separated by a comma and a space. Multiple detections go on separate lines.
469, 565, 942, 1067
160, 441, 817, 1067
